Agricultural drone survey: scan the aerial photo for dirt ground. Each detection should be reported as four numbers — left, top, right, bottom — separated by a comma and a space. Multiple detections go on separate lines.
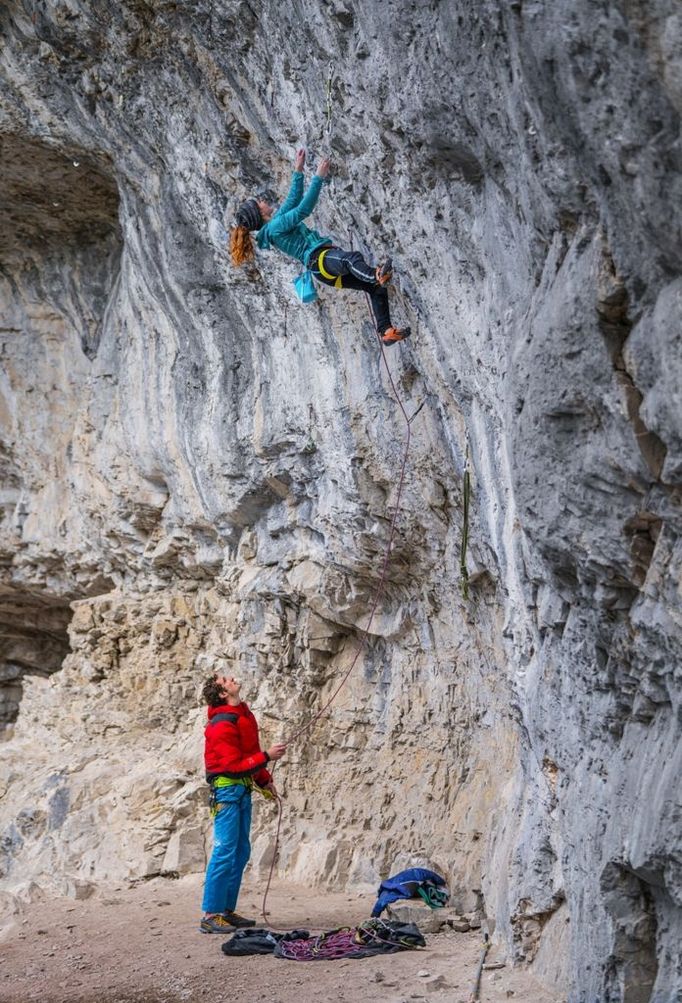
0, 874, 564, 1003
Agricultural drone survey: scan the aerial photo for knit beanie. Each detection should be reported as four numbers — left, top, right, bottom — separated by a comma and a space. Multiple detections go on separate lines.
235, 198, 263, 231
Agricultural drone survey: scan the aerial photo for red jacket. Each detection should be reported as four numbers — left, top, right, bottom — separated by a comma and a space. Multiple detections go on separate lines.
204, 702, 272, 788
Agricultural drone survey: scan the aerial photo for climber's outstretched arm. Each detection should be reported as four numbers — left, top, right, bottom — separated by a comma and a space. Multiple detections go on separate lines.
275, 148, 307, 217
269, 157, 331, 236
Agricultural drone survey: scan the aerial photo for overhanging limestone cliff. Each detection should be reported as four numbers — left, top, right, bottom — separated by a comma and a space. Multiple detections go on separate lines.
0, 2, 680, 1000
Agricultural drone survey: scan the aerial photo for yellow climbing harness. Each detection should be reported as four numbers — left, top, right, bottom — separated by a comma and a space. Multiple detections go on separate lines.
317, 249, 343, 288
209, 776, 275, 816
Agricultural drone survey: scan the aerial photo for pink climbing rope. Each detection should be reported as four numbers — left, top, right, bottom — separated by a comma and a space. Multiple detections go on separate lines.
260, 291, 414, 928
277, 928, 359, 961
274, 918, 426, 960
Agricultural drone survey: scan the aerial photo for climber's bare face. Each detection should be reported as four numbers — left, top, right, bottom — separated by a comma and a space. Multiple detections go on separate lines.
217, 674, 241, 701
256, 198, 275, 221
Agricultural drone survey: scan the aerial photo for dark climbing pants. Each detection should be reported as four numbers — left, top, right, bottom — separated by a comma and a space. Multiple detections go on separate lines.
310, 246, 392, 335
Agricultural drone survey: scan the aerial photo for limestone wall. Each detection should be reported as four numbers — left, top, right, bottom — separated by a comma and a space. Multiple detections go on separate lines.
0, 2, 680, 999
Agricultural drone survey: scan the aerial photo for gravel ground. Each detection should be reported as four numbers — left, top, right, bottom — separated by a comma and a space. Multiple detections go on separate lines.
0, 874, 563, 1002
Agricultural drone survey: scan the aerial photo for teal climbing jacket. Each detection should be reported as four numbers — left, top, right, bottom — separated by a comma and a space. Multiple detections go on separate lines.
255, 171, 331, 267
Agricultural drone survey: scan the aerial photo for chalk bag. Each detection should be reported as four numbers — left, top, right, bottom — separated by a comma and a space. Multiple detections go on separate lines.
293, 269, 318, 304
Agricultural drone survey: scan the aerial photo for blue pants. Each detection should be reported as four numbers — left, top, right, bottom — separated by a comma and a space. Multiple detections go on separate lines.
201, 785, 252, 914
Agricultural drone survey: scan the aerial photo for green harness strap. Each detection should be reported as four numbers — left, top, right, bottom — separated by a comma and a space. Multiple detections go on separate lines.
213, 776, 252, 789
209, 775, 274, 816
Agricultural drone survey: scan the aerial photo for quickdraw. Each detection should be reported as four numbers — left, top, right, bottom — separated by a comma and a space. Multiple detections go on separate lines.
324, 61, 334, 140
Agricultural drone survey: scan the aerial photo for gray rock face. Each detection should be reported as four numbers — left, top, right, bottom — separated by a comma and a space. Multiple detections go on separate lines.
0, 2, 680, 1001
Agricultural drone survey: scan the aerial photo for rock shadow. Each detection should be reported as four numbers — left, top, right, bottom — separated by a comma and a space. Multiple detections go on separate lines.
0, 133, 122, 359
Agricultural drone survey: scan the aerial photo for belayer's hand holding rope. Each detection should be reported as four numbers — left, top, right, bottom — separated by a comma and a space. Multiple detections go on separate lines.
229, 144, 411, 346
260, 770, 284, 802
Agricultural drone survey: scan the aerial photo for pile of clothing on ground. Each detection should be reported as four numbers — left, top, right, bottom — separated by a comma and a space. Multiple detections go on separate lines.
371, 867, 449, 917
222, 918, 426, 961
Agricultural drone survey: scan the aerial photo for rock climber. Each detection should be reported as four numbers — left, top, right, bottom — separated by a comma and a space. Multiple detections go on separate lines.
200, 668, 286, 934
229, 147, 411, 346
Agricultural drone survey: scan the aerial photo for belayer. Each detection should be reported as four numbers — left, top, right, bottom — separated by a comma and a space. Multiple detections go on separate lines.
199, 668, 286, 934
230, 148, 411, 346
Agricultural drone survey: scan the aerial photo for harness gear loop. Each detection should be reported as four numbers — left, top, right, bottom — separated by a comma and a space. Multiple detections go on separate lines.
323, 61, 340, 206
317, 248, 343, 287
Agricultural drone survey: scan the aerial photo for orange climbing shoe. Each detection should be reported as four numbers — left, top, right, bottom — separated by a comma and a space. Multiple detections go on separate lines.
381, 326, 411, 346
375, 258, 393, 286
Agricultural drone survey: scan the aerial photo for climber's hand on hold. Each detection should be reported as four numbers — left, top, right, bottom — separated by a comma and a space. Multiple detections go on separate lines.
316, 156, 331, 179
267, 743, 287, 761
294, 147, 306, 171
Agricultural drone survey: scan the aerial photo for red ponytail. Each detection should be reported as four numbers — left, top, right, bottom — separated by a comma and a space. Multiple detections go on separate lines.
230, 225, 255, 267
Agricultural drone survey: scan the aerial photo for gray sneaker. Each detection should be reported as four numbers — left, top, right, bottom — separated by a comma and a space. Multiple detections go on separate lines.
200, 914, 236, 934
